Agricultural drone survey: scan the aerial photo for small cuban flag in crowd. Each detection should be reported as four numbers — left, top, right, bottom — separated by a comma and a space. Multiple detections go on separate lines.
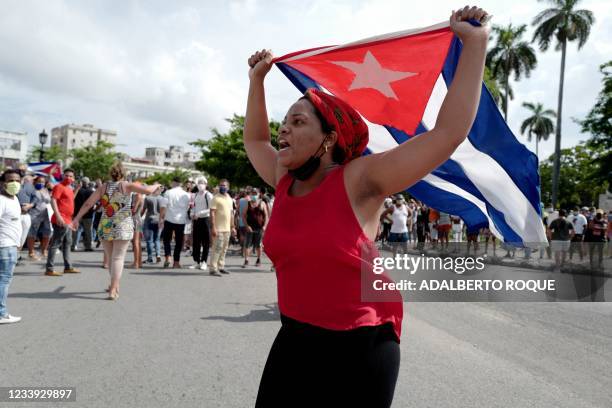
27, 161, 63, 184
273, 21, 548, 247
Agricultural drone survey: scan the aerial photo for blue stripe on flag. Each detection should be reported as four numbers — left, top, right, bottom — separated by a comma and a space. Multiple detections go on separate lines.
384, 123, 521, 242
276, 63, 320, 93
408, 180, 489, 230
441, 37, 541, 215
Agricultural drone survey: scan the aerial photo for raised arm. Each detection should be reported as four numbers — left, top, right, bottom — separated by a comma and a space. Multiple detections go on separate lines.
351, 6, 490, 198
72, 185, 104, 228
126, 181, 160, 195
244, 50, 286, 188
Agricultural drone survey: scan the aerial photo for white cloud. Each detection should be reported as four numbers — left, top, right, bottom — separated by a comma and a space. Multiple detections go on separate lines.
0, 0, 609, 162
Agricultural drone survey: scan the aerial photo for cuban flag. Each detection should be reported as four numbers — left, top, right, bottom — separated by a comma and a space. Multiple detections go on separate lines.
273, 21, 547, 247
27, 161, 63, 184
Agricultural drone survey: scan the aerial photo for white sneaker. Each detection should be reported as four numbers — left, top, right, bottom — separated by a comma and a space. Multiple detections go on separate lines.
0, 314, 22, 324
199, 262, 208, 271
188, 263, 201, 269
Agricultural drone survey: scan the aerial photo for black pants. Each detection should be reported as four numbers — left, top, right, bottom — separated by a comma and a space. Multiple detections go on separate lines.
162, 221, 184, 262
192, 217, 210, 264
256, 315, 400, 408
381, 222, 391, 243
93, 211, 102, 242
46, 225, 72, 270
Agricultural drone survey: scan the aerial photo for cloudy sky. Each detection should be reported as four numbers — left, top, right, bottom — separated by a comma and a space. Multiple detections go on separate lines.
1, 0, 610, 160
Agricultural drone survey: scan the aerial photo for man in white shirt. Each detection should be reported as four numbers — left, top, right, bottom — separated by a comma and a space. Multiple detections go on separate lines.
189, 177, 214, 270
569, 206, 588, 261
381, 196, 409, 257
0, 169, 23, 324
159, 177, 191, 268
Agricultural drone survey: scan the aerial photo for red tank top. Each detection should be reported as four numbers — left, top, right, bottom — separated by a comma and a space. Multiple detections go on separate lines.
263, 166, 403, 341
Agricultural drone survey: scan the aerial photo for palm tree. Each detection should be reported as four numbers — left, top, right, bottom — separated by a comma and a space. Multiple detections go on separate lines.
520, 102, 556, 158
486, 24, 537, 121
532, 0, 594, 208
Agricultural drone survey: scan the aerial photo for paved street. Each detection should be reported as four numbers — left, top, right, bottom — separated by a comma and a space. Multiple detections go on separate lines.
2, 248, 612, 408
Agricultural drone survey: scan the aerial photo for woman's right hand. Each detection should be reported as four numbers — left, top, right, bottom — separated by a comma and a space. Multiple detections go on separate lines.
248, 49, 273, 81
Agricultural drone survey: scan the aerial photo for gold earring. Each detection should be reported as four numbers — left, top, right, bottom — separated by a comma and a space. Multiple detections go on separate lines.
324, 145, 328, 153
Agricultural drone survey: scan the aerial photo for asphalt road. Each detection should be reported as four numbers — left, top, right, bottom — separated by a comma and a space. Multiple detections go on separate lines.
2, 248, 611, 408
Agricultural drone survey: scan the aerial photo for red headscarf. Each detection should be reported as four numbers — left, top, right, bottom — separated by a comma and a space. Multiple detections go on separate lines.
304, 88, 369, 164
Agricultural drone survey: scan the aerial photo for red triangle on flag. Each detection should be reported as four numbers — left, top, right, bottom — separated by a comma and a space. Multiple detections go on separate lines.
280, 27, 453, 135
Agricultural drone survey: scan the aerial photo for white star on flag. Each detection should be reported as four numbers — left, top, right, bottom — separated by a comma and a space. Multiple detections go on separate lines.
330, 50, 417, 100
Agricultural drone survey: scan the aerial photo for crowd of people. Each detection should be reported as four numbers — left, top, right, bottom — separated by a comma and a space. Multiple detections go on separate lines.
1, 163, 610, 325
378, 194, 501, 258
0, 163, 276, 323
377, 194, 612, 272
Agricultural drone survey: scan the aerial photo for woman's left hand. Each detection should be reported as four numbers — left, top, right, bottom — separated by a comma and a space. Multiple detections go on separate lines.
450, 5, 490, 43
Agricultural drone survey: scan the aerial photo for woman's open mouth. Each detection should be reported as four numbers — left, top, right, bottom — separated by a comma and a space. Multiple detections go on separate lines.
279, 139, 291, 151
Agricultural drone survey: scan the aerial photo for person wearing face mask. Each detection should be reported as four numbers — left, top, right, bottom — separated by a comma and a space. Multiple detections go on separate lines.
71, 177, 95, 252
45, 168, 79, 276
182, 179, 195, 254
241, 188, 268, 268
381, 196, 409, 257
245, 6, 490, 406
569, 206, 587, 262
26, 176, 52, 260
416, 204, 430, 251
584, 210, 607, 270
189, 177, 214, 271
209, 179, 235, 276
159, 176, 191, 269
142, 184, 164, 264
0, 169, 23, 324
16, 175, 35, 254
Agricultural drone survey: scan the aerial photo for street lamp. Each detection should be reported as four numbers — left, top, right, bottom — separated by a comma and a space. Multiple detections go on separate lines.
38, 129, 48, 162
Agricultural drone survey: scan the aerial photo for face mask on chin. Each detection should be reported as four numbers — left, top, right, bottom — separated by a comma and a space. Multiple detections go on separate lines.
288, 135, 330, 181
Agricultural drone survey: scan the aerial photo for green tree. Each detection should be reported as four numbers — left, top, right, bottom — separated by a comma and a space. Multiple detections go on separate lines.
486, 24, 537, 121
579, 61, 612, 185
27, 145, 68, 163
520, 102, 556, 158
483, 66, 508, 109
144, 168, 193, 187
190, 114, 280, 189
70, 141, 119, 180
532, 0, 595, 208
539, 141, 608, 209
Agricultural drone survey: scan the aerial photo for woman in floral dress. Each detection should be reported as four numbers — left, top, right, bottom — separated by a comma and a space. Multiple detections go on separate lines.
72, 163, 160, 300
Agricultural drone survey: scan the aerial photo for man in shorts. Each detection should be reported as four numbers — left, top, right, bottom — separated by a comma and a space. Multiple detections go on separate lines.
548, 209, 574, 272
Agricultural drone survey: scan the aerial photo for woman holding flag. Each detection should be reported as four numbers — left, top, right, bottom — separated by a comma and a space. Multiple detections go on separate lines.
245, 5, 490, 406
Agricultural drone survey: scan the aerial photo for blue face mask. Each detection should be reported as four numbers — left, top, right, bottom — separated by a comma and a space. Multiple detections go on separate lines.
219, 186, 228, 194
250, 195, 258, 202
35, 183, 45, 190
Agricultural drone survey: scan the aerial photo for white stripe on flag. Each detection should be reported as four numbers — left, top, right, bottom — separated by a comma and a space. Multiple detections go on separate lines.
422, 173, 504, 239
424, 78, 547, 244
451, 139, 547, 244
278, 21, 450, 63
